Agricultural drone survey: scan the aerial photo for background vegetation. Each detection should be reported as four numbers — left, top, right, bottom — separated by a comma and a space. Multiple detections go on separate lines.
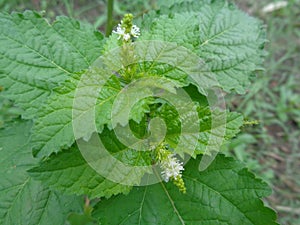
0, 0, 299, 224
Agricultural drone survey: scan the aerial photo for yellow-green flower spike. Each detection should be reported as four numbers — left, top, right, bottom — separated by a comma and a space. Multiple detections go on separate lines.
172, 176, 187, 194
122, 14, 134, 34
244, 119, 259, 126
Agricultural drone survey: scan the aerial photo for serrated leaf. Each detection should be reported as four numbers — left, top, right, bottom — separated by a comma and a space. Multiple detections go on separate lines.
30, 66, 188, 158
197, 2, 266, 94
0, 11, 103, 119
29, 145, 132, 199
138, 0, 212, 27
141, 13, 200, 51
29, 128, 153, 198
30, 71, 122, 158
92, 154, 278, 225
154, 92, 244, 156
31, 76, 79, 157
140, 1, 266, 94
129, 97, 155, 124
0, 120, 83, 225
195, 109, 244, 155
95, 76, 122, 131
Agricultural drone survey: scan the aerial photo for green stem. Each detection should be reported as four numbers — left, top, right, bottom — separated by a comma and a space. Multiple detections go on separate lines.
105, 0, 114, 37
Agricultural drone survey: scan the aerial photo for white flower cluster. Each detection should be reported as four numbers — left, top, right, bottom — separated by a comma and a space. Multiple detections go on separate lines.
160, 154, 184, 182
113, 21, 140, 41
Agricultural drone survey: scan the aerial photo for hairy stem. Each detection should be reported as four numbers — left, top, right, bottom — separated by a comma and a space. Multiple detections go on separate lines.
105, 0, 114, 37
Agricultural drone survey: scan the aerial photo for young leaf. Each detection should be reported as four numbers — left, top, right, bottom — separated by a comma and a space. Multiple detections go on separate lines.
92, 155, 278, 225
0, 11, 103, 119
0, 120, 83, 225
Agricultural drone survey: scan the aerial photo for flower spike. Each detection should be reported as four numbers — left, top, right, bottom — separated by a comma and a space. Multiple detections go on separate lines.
155, 143, 186, 193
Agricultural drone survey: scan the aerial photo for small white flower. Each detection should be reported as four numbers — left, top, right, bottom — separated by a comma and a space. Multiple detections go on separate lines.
131, 25, 140, 38
113, 22, 140, 41
113, 24, 126, 40
123, 33, 131, 41
160, 154, 184, 182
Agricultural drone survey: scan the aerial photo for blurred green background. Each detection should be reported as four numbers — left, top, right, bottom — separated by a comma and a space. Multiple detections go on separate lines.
0, 0, 299, 224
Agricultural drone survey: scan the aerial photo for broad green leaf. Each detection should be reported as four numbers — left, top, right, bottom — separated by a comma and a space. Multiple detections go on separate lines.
29, 128, 152, 198
30, 72, 122, 158
137, 0, 212, 27
141, 13, 200, 52
140, 1, 266, 94
31, 76, 79, 157
92, 154, 278, 225
197, 2, 266, 94
29, 145, 132, 199
0, 120, 83, 225
30, 66, 193, 158
0, 11, 103, 119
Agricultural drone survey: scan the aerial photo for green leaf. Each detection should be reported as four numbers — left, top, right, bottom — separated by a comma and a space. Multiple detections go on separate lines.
95, 76, 122, 131
0, 120, 83, 225
197, 2, 266, 94
137, 0, 212, 27
29, 128, 153, 198
223, 111, 245, 140
140, 13, 200, 52
29, 145, 132, 199
195, 109, 244, 155
92, 155, 278, 225
0, 11, 103, 119
129, 97, 156, 124
31, 76, 79, 157
140, 1, 266, 94
153, 89, 244, 156
30, 71, 122, 158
